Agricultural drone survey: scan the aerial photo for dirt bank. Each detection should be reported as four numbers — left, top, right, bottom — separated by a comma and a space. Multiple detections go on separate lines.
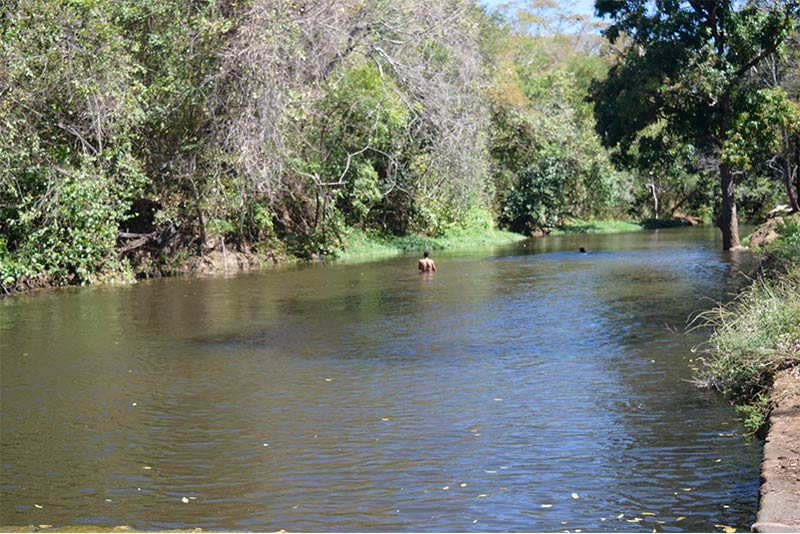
753, 367, 800, 533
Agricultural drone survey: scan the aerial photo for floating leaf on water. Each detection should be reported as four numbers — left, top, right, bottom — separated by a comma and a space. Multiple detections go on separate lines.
641, 512, 656, 516
541, 504, 553, 508
263, 443, 269, 447
324, 378, 333, 382
34, 504, 43, 509
682, 487, 693, 491
381, 417, 389, 421
484, 470, 497, 474
38, 525, 53, 529
571, 492, 580, 499
143, 466, 152, 470
442, 486, 450, 490
715, 458, 722, 463
181, 496, 189, 503
460, 483, 467, 487
105, 499, 112, 502
131, 402, 137, 406
627, 518, 642, 523
715, 525, 736, 533
676, 516, 686, 521
476, 494, 488, 498
493, 398, 503, 401
616, 514, 625, 519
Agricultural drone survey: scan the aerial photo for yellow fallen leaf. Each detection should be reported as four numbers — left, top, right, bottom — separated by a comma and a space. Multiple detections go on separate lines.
571, 492, 580, 499
627, 518, 642, 523
715, 525, 736, 533
641, 512, 656, 516
181, 496, 189, 503
460, 483, 467, 487
540, 504, 553, 508
676, 516, 686, 521
476, 494, 488, 498
442, 486, 450, 490
38, 525, 53, 529
143, 466, 152, 470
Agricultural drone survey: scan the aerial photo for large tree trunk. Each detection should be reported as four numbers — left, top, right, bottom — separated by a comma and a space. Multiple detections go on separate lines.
719, 161, 740, 250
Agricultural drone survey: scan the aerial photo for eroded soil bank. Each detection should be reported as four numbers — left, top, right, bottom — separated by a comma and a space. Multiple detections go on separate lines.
753, 367, 800, 533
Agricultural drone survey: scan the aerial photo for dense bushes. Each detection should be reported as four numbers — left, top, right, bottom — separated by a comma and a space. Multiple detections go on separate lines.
1, 0, 798, 289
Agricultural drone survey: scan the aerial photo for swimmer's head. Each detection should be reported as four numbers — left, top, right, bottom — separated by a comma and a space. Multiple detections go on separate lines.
423, 251, 430, 258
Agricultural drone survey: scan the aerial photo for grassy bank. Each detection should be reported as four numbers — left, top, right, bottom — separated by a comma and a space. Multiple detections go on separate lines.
334, 225, 528, 262
333, 217, 655, 262
549, 218, 644, 235
694, 215, 800, 433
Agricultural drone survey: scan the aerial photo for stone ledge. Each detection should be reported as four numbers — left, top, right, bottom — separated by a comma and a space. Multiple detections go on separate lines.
753, 368, 800, 533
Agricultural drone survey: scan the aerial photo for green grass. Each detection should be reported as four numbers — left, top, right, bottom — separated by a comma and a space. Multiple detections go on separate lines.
334, 225, 527, 261
549, 218, 644, 235
693, 217, 800, 434
334, 217, 651, 262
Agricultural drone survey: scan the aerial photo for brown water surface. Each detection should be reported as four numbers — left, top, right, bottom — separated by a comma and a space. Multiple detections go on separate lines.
0, 227, 761, 531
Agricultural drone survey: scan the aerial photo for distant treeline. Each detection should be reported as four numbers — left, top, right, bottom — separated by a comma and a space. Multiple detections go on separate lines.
1, 0, 798, 288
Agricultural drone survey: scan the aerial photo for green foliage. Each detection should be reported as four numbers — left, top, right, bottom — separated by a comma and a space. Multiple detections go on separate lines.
1, 0, 149, 285
770, 216, 800, 272
501, 154, 568, 232
724, 88, 800, 170
592, 0, 798, 248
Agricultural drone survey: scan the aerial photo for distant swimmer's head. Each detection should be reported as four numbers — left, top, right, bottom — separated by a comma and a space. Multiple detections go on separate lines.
423, 251, 430, 258
579, 247, 586, 253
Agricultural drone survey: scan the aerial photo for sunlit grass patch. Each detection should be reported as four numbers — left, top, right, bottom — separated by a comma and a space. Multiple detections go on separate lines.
334, 225, 526, 261
550, 218, 643, 235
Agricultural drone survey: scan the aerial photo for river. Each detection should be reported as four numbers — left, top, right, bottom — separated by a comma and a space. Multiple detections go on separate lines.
0, 226, 761, 532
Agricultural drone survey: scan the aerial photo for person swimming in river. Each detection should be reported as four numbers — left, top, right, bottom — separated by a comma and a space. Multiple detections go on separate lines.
418, 251, 437, 272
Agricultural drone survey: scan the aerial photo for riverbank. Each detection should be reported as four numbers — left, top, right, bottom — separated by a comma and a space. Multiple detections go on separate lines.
753, 367, 800, 533
4, 217, 663, 297
691, 213, 800, 531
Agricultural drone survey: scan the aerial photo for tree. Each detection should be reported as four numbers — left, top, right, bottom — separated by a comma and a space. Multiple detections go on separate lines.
485, 1, 628, 233
591, 0, 798, 249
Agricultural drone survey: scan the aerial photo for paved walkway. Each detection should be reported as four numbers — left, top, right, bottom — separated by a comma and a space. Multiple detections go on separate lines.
753, 368, 800, 533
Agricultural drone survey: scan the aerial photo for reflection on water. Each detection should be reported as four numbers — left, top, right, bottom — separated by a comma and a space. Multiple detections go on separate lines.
1, 227, 761, 531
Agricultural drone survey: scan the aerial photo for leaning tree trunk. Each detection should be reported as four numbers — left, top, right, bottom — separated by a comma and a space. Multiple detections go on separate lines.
719, 161, 740, 250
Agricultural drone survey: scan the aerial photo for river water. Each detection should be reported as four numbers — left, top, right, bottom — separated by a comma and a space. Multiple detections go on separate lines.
0, 227, 761, 532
